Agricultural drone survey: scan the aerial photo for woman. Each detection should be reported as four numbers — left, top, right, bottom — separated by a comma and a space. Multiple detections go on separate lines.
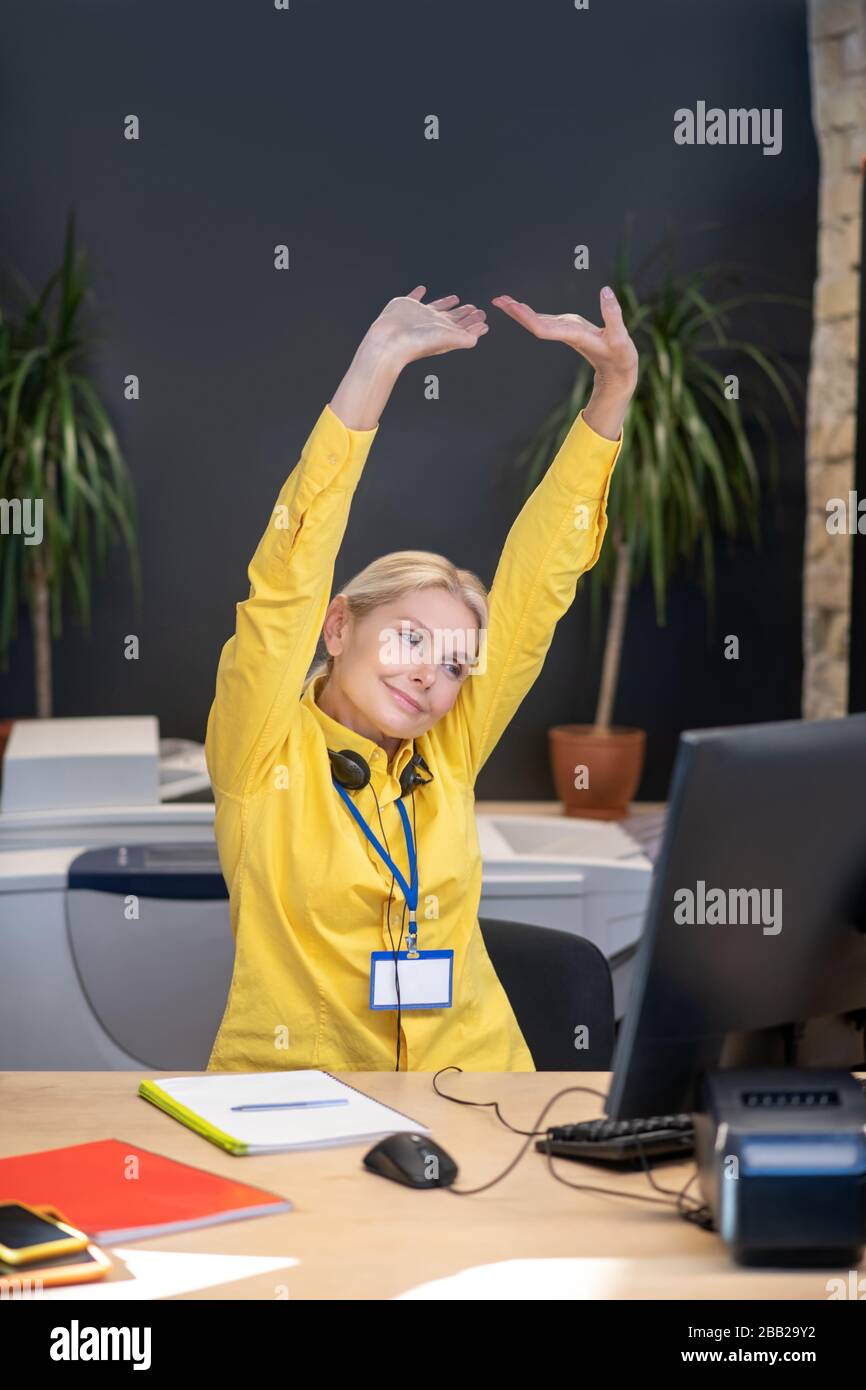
205, 284, 638, 1072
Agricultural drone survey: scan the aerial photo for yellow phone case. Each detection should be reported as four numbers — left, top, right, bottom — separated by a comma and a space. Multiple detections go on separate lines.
0, 1242, 111, 1290
0, 1200, 90, 1266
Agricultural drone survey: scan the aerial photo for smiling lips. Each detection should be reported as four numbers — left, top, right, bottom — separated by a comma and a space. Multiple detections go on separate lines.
385, 683, 424, 714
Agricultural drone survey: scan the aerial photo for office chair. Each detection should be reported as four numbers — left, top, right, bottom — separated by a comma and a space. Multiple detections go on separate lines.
478, 917, 615, 1070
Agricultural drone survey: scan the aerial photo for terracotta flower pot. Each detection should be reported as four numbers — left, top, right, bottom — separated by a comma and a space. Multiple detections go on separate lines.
548, 724, 647, 821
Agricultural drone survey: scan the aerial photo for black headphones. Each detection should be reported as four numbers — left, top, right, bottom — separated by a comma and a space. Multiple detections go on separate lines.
327, 746, 433, 798
327, 743, 433, 1074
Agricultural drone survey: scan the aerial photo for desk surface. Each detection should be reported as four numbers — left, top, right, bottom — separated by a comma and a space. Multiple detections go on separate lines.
3, 1070, 861, 1300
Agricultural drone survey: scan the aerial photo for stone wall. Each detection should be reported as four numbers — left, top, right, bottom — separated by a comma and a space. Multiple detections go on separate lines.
804, 0, 865, 717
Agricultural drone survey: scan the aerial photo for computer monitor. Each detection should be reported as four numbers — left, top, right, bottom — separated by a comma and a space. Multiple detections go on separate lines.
606, 714, 866, 1119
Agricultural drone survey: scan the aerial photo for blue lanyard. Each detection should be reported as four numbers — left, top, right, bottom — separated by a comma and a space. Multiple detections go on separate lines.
332, 780, 418, 915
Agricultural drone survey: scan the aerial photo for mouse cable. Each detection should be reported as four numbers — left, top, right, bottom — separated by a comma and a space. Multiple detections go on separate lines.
433, 1064, 606, 1135
432, 1066, 713, 1226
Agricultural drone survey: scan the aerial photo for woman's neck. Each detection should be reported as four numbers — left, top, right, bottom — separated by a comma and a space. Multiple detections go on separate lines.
316, 676, 400, 761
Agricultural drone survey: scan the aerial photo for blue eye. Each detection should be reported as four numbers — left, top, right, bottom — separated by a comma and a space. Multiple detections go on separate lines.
399, 626, 464, 677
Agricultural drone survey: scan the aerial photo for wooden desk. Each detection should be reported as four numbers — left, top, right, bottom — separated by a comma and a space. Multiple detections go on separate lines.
3, 1070, 860, 1300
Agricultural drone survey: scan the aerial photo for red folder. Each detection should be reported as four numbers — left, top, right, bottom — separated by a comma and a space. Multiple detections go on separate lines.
0, 1138, 292, 1243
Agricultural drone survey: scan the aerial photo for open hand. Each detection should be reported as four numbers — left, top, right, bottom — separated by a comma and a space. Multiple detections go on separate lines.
369, 285, 489, 366
492, 287, 638, 394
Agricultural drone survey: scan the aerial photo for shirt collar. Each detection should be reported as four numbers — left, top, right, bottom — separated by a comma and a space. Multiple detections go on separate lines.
301, 673, 416, 783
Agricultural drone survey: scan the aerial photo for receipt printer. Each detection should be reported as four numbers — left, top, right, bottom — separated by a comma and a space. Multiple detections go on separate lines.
694, 1069, 866, 1267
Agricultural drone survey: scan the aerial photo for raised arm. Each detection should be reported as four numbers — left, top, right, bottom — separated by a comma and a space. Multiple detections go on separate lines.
204, 286, 489, 800
437, 286, 638, 783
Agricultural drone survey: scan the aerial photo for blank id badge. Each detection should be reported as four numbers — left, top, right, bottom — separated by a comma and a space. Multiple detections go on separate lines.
369, 950, 454, 1010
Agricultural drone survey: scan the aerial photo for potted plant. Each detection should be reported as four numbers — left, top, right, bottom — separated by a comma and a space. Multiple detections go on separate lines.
516, 234, 806, 818
0, 209, 140, 719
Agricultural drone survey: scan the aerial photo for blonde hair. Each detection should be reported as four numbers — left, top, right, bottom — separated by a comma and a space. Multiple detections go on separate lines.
302, 549, 489, 693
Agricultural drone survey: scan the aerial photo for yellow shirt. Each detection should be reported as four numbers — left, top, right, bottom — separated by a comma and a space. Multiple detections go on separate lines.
205, 400, 622, 1072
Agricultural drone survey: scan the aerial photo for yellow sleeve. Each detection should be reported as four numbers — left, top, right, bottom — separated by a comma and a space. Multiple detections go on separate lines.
204, 402, 379, 799
437, 407, 623, 784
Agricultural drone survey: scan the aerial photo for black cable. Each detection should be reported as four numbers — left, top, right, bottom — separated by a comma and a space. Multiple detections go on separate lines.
431, 1066, 714, 1227
543, 1133, 713, 1228
433, 1064, 607, 1135
674, 1171, 715, 1230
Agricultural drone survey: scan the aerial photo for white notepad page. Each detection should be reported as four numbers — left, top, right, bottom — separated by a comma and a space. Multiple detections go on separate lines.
154, 1070, 430, 1152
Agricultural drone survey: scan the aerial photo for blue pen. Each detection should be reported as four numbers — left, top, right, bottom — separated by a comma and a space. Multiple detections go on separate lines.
230, 1100, 350, 1111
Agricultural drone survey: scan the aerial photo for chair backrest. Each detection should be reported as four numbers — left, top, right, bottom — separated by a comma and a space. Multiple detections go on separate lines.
478, 917, 615, 1070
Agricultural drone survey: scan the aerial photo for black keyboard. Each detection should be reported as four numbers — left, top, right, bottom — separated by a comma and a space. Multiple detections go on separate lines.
537, 1080, 866, 1168
538, 1080, 866, 1166
536, 1114, 695, 1166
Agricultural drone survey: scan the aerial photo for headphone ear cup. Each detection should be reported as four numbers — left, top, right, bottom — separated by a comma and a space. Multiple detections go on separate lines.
328, 745, 431, 796
328, 748, 371, 791
399, 752, 433, 798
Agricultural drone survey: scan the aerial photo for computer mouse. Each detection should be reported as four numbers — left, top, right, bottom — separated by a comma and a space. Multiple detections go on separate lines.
363, 1132, 458, 1188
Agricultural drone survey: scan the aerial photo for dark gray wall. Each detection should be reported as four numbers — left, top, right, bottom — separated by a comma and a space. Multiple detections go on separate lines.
0, 0, 815, 799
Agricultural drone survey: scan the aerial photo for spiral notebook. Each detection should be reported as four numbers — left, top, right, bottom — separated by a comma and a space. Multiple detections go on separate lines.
139, 1070, 429, 1155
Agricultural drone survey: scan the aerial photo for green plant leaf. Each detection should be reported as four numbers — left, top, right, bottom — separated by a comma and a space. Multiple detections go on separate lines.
0, 210, 141, 686
508, 227, 807, 718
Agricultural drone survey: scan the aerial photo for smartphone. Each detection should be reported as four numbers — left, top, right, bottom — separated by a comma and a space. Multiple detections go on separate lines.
0, 1201, 90, 1266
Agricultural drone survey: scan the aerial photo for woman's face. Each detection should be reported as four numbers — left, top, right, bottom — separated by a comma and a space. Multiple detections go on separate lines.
322, 587, 482, 740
